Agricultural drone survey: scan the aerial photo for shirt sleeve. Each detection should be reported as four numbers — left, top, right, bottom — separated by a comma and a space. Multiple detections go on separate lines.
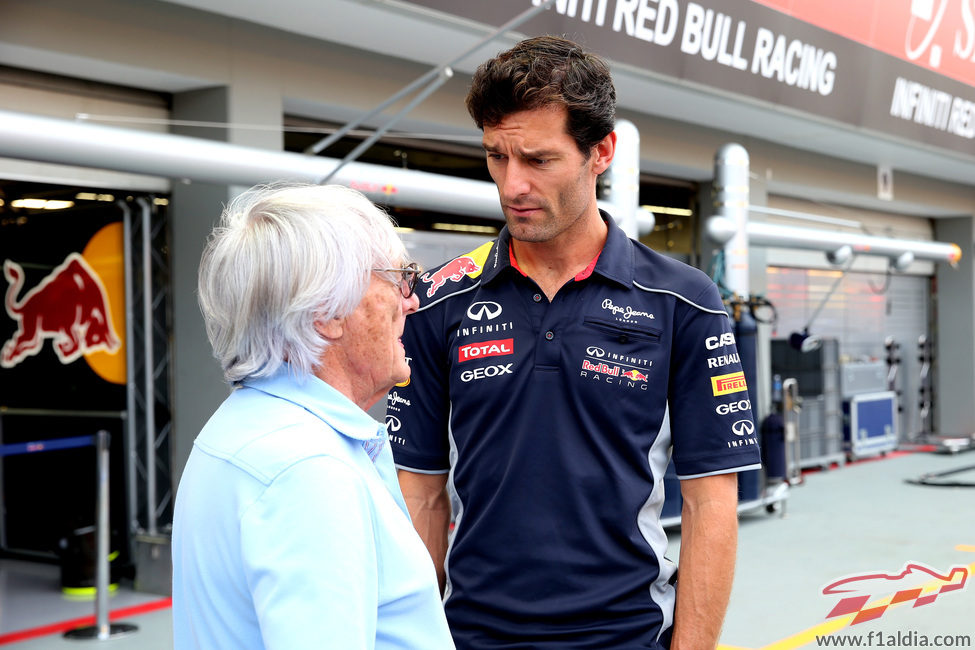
668, 282, 762, 478
239, 457, 379, 649
388, 304, 452, 473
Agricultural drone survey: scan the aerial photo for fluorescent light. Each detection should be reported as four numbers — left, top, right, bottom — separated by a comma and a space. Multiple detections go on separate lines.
11, 198, 75, 210
76, 192, 116, 202
642, 205, 693, 217
11, 199, 47, 209
42, 200, 75, 210
431, 223, 498, 234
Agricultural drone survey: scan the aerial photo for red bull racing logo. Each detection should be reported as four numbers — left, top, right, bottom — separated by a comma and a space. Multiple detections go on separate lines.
421, 255, 481, 298
580, 359, 649, 390
822, 562, 969, 625
2, 253, 121, 368
621, 369, 648, 382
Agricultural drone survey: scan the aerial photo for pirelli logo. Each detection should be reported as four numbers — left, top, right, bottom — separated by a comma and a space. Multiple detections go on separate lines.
711, 371, 748, 396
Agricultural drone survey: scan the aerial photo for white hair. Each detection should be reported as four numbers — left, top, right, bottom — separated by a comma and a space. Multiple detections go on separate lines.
198, 183, 405, 384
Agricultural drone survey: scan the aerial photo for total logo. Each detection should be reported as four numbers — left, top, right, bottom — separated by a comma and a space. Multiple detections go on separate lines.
460, 363, 513, 383
458, 338, 513, 363
466, 301, 502, 321
716, 399, 751, 416
705, 332, 736, 350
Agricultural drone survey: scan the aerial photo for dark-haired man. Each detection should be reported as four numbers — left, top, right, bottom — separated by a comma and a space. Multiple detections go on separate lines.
390, 36, 760, 649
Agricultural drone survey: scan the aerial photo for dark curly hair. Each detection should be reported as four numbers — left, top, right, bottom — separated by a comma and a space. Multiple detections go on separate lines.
466, 35, 617, 157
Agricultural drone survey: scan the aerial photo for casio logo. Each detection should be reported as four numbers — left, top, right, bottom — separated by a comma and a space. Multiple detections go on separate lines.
460, 363, 513, 382
586, 346, 606, 358
732, 419, 755, 436
385, 415, 402, 432
467, 301, 503, 321
705, 333, 736, 350
716, 399, 751, 415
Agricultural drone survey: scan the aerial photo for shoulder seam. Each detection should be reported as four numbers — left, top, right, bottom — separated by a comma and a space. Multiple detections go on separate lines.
632, 281, 729, 316
416, 282, 481, 313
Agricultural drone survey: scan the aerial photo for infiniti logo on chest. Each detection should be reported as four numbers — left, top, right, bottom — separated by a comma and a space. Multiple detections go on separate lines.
467, 301, 503, 321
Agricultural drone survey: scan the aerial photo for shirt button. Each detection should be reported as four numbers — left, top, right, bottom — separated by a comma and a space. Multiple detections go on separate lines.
533, 293, 542, 302
545, 330, 555, 340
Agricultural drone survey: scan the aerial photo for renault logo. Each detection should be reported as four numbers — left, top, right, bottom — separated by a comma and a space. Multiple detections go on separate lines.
731, 419, 755, 436
467, 301, 503, 321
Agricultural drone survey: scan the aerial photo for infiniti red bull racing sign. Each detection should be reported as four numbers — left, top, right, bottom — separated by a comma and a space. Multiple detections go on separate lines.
2, 253, 120, 368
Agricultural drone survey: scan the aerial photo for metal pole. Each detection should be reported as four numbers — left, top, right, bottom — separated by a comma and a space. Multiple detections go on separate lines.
304, 0, 557, 156
139, 198, 157, 536
713, 143, 750, 298
63, 432, 138, 640
120, 200, 138, 545
95, 430, 110, 639
604, 119, 641, 238
319, 68, 453, 184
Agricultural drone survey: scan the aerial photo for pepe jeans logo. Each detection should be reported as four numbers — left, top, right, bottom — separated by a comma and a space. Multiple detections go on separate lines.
600, 298, 654, 322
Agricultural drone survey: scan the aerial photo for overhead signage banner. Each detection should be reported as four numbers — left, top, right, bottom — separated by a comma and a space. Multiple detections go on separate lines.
405, 0, 975, 157
750, 0, 975, 89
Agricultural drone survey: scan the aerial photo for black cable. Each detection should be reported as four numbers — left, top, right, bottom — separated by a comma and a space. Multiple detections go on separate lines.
904, 463, 975, 487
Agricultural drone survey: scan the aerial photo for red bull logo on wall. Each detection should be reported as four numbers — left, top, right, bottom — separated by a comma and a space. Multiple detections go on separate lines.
2, 251, 120, 370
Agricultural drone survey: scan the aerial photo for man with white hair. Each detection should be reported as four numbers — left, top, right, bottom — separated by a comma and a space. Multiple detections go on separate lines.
172, 183, 454, 649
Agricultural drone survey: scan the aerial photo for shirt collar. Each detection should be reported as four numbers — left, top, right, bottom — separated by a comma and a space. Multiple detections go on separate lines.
241, 366, 387, 448
480, 210, 633, 289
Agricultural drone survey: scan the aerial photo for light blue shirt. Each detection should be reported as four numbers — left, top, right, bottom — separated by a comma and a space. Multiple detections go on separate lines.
172, 367, 453, 649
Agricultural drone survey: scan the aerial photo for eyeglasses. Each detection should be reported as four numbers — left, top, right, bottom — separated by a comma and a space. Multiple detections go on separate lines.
373, 262, 421, 299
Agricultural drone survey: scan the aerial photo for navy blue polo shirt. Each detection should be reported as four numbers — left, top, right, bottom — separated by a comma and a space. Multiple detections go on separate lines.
389, 213, 761, 648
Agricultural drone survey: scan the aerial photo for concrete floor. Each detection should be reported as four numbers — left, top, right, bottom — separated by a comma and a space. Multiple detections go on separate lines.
1, 449, 973, 649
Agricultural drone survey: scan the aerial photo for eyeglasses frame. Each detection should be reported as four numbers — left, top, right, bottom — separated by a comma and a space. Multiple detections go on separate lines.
373, 262, 421, 299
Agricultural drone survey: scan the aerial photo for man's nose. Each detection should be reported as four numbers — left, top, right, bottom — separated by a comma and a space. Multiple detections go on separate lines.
501, 160, 531, 198
403, 292, 420, 315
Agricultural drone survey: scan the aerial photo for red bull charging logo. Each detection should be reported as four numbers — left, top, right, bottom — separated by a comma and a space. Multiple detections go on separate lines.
2, 253, 121, 368
421, 255, 481, 298
822, 562, 969, 625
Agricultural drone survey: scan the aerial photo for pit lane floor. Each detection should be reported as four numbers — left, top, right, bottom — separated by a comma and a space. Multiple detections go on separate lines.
1, 449, 972, 649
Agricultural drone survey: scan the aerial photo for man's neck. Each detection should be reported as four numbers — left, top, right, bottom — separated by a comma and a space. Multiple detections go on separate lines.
511, 210, 608, 300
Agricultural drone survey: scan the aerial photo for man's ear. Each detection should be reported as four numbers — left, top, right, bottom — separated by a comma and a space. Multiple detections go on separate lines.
315, 316, 344, 341
591, 130, 616, 176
